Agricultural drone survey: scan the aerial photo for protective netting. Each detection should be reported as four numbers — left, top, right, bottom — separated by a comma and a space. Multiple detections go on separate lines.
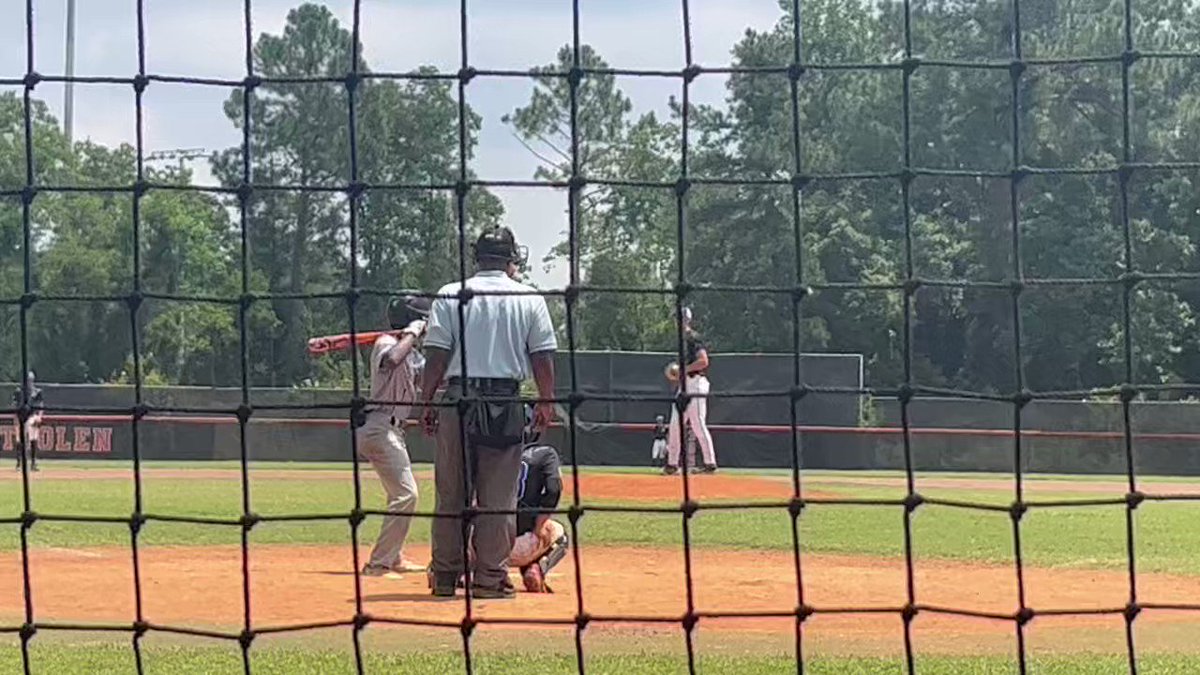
3, 0, 1200, 673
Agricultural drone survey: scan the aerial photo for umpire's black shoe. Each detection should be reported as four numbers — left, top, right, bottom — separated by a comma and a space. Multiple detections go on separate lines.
471, 582, 516, 600
430, 572, 458, 598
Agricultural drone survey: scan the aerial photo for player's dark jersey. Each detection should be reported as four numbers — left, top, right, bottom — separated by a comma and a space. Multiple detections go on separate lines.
11, 386, 43, 409
684, 333, 707, 375
653, 420, 668, 441
517, 444, 562, 535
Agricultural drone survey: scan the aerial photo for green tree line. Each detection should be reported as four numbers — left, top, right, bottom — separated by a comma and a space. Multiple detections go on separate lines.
2, 0, 1198, 395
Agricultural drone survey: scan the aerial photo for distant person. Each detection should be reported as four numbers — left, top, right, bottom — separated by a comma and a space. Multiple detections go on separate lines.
12, 371, 43, 472
358, 295, 430, 577
663, 307, 716, 474
650, 414, 668, 467
420, 227, 558, 599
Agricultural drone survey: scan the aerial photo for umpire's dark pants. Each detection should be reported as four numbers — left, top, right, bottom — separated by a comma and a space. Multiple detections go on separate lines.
431, 382, 524, 590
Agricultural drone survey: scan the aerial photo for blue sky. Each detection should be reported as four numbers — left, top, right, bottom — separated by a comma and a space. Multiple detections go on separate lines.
1, 0, 782, 285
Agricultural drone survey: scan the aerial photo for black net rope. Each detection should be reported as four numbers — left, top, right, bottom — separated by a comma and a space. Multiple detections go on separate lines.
0, 0, 1199, 674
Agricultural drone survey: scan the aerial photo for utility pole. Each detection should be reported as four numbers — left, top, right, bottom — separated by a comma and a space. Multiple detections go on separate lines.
64, 0, 76, 142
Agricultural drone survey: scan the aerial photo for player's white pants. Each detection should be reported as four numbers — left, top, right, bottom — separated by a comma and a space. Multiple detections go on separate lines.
666, 375, 716, 468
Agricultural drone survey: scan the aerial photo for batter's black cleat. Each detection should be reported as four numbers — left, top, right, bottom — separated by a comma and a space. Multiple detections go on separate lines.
662, 465, 679, 476
700, 464, 717, 474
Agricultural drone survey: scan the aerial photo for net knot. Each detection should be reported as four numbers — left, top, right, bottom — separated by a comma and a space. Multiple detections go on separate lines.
902, 278, 921, 296
242, 75, 262, 91
674, 177, 691, 197
1008, 279, 1024, 296
130, 512, 146, 534
1124, 602, 1141, 622
345, 180, 366, 200
457, 67, 477, 85
343, 286, 361, 308
567, 390, 585, 409
1119, 271, 1143, 289
899, 168, 916, 187
20, 510, 36, 529
568, 504, 584, 524
236, 182, 254, 203
681, 499, 700, 518
344, 72, 361, 93
459, 616, 476, 638
1009, 500, 1027, 521
133, 620, 149, 638
563, 283, 580, 305
788, 497, 805, 518
674, 283, 693, 301
896, 384, 915, 404
238, 629, 255, 649
19, 185, 37, 205
798, 604, 815, 622
1125, 491, 1145, 509
349, 508, 366, 527
903, 492, 924, 513
132, 403, 150, 421
900, 57, 921, 75
22, 72, 41, 89
575, 612, 591, 630
682, 64, 702, 83
792, 285, 810, 302
1122, 50, 1141, 67
1008, 60, 1026, 79
132, 75, 149, 94
239, 292, 257, 311
901, 603, 919, 622
454, 180, 471, 198
567, 66, 585, 88
567, 175, 587, 192
1117, 163, 1135, 184
787, 62, 805, 82
681, 611, 699, 632
1010, 166, 1029, 183
354, 613, 370, 631
1016, 607, 1035, 626
351, 398, 367, 429
1012, 389, 1033, 408
1118, 384, 1139, 403
236, 403, 253, 424
19, 623, 36, 641
791, 173, 810, 191
126, 291, 144, 313
133, 180, 150, 198
240, 513, 260, 530
790, 385, 809, 401
461, 505, 479, 523
19, 292, 37, 310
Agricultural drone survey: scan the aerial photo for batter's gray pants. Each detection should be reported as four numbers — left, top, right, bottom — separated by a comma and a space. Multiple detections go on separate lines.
357, 424, 419, 569
430, 391, 523, 589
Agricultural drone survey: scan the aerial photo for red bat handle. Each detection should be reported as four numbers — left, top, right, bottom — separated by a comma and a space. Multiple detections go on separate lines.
307, 330, 391, 356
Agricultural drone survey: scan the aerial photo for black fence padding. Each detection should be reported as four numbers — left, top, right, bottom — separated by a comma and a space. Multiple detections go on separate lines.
556, 351, 863, 426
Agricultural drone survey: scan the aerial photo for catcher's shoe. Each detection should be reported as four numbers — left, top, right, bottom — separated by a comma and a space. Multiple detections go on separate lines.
521, 565, 547, 593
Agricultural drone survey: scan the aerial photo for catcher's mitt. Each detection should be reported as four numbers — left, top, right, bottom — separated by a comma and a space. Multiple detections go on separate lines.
664, 362, 681, 382
521, 565, 553, 593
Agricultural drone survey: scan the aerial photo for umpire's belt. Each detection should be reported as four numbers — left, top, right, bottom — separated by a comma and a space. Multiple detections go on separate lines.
447, 377, 520, 395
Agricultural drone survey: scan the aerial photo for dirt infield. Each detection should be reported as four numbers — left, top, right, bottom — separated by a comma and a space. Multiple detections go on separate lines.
3, 543, 1200, 655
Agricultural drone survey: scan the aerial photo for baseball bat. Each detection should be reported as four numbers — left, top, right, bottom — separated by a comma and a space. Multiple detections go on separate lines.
307, 330, 395, 356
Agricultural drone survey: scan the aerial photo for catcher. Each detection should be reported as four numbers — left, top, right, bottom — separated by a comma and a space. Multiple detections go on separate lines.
358, 295, 430, 577
512, 405, 569, 592
12, 371, 43, 472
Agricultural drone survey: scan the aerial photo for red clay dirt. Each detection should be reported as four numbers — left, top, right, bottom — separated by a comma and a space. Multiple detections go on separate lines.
4, 543, 1200, 656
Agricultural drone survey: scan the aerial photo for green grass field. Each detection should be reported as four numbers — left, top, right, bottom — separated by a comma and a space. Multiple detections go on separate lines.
3, 461, 1199, 673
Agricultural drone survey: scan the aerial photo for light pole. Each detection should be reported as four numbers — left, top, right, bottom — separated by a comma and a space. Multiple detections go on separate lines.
64, 0, 76, 142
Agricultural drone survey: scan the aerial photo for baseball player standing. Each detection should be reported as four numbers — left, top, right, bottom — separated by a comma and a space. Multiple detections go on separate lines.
358, 296, 431, 577
420, 227, 558, 600
664, 308, 717, 474
12, 371, 43, 472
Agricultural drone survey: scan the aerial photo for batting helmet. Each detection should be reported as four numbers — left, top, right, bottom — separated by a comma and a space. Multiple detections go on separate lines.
387, 294, 432, 330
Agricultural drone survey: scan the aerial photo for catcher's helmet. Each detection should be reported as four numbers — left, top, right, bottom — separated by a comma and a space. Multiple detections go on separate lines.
387, 294, 432, 330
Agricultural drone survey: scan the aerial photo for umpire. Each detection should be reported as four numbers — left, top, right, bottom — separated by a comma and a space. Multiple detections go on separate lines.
419, 227, 557, 599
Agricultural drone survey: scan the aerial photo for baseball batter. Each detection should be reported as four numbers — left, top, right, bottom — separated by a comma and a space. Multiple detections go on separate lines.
358, 296, 430, 577
511, 409, 569, 593
664, 307, 717, 474
12, 371, 43, 472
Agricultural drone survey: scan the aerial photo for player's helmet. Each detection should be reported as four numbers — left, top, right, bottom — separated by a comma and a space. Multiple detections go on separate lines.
523, 403, 540, 445
473, 227, 528, 266
387, 294, 432, 330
